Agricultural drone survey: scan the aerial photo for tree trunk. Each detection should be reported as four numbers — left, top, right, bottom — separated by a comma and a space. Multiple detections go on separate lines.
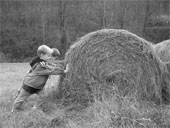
143, 0, 150, 37
102, 0, 106, 28
58, 0, 68, 58
119, 0, 126, 29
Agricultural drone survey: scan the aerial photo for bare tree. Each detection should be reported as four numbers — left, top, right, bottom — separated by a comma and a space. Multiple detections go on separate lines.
57, 0, 68, 57
41, 0, 46, 44
142, 0, 162, 37
118, 0, 128, 29
102, 0, 106, 28
143, 0, 150, 36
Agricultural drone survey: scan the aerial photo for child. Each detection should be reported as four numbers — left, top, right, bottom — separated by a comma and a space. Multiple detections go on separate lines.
50, 48, 67, 67
11, 45, 66, 112
49, 48, 69, 88
39, 48, 67, 72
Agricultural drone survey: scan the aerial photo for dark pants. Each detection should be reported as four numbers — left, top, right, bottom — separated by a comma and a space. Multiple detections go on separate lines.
12, 85, 43, 110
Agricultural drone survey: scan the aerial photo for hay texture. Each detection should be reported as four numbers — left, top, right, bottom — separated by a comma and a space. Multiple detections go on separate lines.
58, 29, 168, 106
153, 39, 170, 63
153, 39, 170, 103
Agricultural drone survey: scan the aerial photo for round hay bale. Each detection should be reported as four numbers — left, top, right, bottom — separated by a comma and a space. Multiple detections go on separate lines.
153, 40, 170, 102
153, 39, 170, 63
58, 29, 169, 106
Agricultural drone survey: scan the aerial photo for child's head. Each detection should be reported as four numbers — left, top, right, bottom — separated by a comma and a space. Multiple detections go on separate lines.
51, 48, 60, 58
47, 48, 60, 63
37, 45, 53, 61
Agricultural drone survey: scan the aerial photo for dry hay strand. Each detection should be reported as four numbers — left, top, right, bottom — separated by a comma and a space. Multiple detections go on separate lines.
153, 39, 170, 63
58, 29, 169, 107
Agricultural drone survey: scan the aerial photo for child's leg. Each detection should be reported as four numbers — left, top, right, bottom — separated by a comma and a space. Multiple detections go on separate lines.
31, 89, 46, 109
14, 86, 23, 100
37, 89, 46, 99
12, 88, 31, 111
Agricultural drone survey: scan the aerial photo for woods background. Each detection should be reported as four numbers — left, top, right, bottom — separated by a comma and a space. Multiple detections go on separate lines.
0, 0, 169, 62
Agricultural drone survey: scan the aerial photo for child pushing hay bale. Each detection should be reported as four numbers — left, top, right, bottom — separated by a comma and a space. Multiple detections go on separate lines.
58, 29, 170, 107
153, 39, 170, 63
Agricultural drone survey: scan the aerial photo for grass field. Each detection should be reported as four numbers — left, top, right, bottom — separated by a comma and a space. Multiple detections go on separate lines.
0, 63, 170, 128
0, 63, 62, 128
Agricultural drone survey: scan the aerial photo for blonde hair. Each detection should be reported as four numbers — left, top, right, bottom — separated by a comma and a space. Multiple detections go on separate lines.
37, 45, 53, 57
51, 48, 60, 57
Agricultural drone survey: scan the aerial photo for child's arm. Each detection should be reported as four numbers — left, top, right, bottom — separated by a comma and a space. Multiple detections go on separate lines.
53, 60, 66, 67
40, 62, 54, 69
33, 63, 65, 76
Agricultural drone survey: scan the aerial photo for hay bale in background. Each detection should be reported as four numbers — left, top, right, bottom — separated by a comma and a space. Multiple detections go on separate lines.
152, 39, 170, 104
153, 39, 170, 63
58, 29, 169, 106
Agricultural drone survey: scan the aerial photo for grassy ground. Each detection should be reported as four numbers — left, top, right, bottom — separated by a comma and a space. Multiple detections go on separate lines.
0, 63, 61, 128
0, 63, 170, 128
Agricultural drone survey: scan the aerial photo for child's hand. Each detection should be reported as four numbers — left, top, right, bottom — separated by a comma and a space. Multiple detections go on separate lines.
64, 64, 69, 73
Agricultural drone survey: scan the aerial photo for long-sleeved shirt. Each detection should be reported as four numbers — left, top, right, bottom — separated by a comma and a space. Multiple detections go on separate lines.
23, 62, 65, 90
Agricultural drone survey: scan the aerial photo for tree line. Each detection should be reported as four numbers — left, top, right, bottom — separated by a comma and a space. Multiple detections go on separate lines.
0, 0, 169, 62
